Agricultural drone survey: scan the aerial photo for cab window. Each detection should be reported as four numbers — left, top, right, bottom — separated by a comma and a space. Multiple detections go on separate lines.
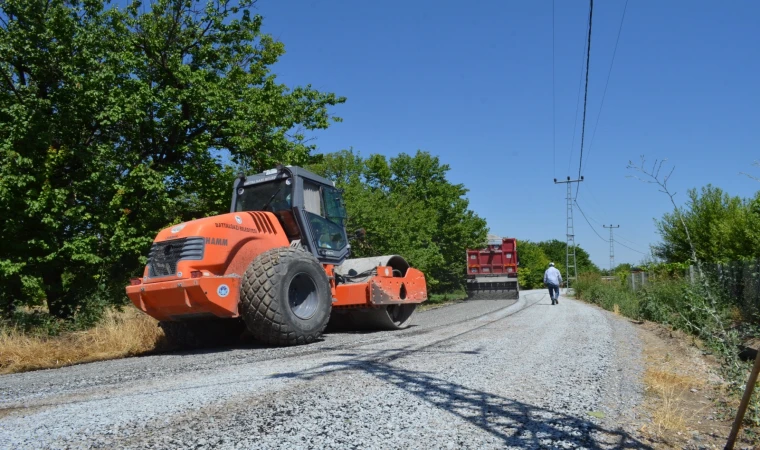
235, 178, 292, 213
322, 186, 347, 225
303, 181, 347, 251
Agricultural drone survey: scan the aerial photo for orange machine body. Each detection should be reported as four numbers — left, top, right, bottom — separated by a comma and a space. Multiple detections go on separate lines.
126, 212, 427, 322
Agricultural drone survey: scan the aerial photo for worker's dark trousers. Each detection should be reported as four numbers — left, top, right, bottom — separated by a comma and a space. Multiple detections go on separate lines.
547, 284, 559, 302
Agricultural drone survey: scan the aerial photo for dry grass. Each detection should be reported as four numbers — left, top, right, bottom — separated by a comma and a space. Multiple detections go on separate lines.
613, 304, 620, 315
643, 366, 705, 435
729, 306, 744, 323
0, 308, 163, 374
641, 328, 709, 437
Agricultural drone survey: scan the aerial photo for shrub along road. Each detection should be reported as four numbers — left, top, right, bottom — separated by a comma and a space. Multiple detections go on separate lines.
0, 290, 649, 449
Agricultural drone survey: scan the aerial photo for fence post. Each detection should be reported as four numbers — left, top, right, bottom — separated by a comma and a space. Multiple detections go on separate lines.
743, 262, 751, 316
690, 265, 695, 284
725, 346, 760, 449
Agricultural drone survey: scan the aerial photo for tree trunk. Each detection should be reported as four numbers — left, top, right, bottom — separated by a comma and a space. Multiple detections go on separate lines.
43, 271, 75, 319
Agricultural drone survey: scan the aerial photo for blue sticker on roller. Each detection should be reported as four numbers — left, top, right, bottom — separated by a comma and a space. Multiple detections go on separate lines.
217, 284, 230, 298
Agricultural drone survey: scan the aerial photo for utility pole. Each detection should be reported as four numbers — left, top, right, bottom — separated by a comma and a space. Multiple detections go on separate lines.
554, 176, 583, 292
603, 224, 620, 272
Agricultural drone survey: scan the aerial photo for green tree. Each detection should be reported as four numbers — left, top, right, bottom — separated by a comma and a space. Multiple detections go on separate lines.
654, 185, 760, 263
0, 0, 344, 317
514, 239, 600, 289
310, 149, 487, 293
536, 239, 599, 274
516, 241, 551, 290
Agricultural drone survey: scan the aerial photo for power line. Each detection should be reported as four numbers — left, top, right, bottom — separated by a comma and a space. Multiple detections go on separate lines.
614, 239, 648, 255
576, 188, 648, 249
584, 0, 629, 169
552, 0, 556, 179
574, 185, 605, 223
576, 197, 650, 254
574, 186, 612, 229
575, 0, 594, 198
575, 184, 648, 249
575, 197, 650, 256
581, 202, 604, 227
574, 199, 608, 243
615, 233, 643, 248
567, 23, 589, 173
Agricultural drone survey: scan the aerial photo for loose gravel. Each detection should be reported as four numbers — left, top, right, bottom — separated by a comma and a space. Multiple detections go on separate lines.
0, 290, 647, 449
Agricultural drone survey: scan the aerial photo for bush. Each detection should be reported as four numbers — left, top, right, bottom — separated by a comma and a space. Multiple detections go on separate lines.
574, 273, 728, 334
1, 293, 112, 337
573, 273, 641, 319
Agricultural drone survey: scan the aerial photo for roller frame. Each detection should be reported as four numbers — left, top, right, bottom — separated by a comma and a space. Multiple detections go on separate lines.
329, 255, 425, 329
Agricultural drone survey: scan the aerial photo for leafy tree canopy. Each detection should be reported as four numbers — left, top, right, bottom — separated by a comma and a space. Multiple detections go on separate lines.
516, 239, 599, 290
0, 0, 345, 317
516, 241, 553, 290
309, 149, 488, 293
535, 239, 599, 275
654, 185, 760, 264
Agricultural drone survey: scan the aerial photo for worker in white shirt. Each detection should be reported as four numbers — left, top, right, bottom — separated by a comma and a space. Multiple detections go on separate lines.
543, 262, 563, 305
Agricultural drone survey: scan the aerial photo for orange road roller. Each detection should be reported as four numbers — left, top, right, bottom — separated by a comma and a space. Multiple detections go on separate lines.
125, 165, 427, 347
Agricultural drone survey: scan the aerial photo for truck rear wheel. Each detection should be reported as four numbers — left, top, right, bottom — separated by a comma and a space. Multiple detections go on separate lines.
159, 319, 245, 350
240, 247, 332, 346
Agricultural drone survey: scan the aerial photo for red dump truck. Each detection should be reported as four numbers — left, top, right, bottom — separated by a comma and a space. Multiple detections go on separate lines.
466, 235, 519, 300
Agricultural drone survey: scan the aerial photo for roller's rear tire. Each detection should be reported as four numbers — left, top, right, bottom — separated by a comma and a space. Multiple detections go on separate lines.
240, 247, 332, 346
159, 319, 245, 350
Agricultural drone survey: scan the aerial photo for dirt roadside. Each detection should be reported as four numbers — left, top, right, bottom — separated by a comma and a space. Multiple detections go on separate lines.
627, 318, 756, 449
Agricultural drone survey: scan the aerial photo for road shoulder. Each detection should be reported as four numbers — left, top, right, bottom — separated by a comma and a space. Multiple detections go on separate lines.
579, 297, 754, 449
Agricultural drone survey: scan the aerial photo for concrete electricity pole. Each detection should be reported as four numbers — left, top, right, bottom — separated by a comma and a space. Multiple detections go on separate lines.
554, 176, 584, 291
603, 224, 620, 272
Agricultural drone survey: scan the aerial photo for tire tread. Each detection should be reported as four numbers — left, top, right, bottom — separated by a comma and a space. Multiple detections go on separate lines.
240, 247, 330, 346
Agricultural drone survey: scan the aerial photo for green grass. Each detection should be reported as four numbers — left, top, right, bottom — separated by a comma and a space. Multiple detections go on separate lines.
573, 273, 641, 319
574, 272, 740, 343
425, 290, 468, 307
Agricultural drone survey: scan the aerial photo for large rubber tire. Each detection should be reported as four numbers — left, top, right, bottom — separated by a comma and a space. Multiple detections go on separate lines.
240, 247, 332, 346
159, 319, 245, 350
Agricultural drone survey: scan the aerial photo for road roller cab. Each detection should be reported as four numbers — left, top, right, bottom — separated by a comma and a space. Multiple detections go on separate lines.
125, 165, 427, 347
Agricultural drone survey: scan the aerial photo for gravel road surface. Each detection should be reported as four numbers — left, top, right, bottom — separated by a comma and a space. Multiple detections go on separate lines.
0, 290, 647, 449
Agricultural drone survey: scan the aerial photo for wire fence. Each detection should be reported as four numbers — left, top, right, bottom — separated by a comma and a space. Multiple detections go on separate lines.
699, 260, 760, 321
627, 272, 649, 291
626, 261, 760, 314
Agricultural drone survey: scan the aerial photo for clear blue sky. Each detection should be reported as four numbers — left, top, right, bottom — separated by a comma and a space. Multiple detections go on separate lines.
252, 0, 759, 269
